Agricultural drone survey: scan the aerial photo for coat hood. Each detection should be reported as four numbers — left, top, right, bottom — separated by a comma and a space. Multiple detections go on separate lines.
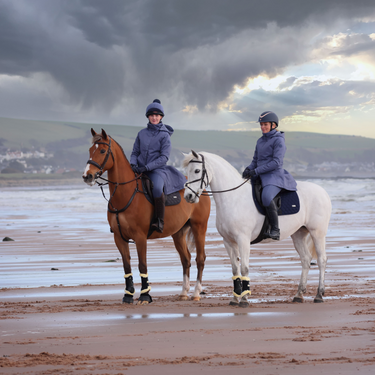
262, 129, 284, 140
147, 122, 174, 136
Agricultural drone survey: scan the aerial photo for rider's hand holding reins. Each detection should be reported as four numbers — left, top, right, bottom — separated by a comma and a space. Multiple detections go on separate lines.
242, 167, 256, 179
131, 164, 147, 174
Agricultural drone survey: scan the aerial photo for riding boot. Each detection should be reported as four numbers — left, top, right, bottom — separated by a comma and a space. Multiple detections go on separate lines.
264, 199, 280, 240
151, 193, 165, 233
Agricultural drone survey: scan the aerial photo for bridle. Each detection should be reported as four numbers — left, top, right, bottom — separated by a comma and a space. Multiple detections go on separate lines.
185, 153, 250, 198
86, 136, 144, 243
86, 137, 115, 180
184, 153, 210, 199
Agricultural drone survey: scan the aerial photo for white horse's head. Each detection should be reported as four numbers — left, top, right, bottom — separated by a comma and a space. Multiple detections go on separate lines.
183, 150, 211, 204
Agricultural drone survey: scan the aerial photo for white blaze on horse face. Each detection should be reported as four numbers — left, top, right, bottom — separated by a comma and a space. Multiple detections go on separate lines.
83, 160, 91, 178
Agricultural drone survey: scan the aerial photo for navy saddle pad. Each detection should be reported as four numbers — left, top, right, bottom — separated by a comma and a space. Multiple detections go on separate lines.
141, 176, 181, 207
251, 177, 300, 216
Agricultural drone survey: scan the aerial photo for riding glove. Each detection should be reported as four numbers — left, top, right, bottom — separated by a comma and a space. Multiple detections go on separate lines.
131, 164, 139, 173
131, 165, 147, 174
242, 167, 256, 179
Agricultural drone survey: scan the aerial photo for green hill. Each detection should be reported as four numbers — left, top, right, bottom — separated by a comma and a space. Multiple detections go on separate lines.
1, 117, 375, 172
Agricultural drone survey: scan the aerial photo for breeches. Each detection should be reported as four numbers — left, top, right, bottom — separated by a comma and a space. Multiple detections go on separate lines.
146, 171, 165, 198
261, 185, 281, 207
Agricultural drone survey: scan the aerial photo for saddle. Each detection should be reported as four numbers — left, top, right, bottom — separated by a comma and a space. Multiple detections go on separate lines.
250, 176, 300, 244
141, 175, 182, 238
141, 175, 181, 207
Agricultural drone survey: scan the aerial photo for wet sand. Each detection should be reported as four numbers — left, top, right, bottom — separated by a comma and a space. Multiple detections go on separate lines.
1, 223, 375, 374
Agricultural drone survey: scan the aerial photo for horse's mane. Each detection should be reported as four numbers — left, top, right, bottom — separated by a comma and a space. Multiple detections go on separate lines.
112, 137, 129, 163
182, 151, 241, 177
91, 133, 129, 163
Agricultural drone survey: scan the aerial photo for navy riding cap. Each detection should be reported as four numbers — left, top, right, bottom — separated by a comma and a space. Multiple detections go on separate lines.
258, 111, 279, 127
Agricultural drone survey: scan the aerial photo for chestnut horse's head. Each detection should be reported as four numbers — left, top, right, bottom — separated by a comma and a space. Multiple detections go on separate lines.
82, 128, 114, 186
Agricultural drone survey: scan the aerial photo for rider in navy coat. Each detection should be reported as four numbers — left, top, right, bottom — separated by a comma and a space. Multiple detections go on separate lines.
242, 111, 297, 240
130, 99, 186, 233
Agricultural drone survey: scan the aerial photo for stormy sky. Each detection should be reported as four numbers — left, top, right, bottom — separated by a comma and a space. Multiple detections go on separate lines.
1, 0, 375, 137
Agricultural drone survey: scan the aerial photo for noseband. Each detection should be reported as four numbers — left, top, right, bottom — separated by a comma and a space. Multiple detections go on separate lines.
185, 153, 209, 198
86, 137, 115, 179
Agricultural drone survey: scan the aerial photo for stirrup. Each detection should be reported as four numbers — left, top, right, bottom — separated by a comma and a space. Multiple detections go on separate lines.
151, 218, 164, 233
265, 228, 280, 240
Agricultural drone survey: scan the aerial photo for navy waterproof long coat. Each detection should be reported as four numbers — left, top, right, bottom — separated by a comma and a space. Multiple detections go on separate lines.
247, 129, 297, 191
130, 122, 186, 195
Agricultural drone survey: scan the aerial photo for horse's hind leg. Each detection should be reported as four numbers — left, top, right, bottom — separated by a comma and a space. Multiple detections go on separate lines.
172, 227, 192, 301
291, 227, 313, 303
189, 221, 208, 301
309, 229, 327, 303
114, 234, 134, 304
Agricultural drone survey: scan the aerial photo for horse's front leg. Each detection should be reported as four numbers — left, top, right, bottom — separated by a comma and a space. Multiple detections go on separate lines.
223, 239, 242, 306
114, 234, 134, 304
238, 236, 251, 308
136, 236, 153, 305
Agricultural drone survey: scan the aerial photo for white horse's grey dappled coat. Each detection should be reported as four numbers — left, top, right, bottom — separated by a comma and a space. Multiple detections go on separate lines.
183, 151, 331, 306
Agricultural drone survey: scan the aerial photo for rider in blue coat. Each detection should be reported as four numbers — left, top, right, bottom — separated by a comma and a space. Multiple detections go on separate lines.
130, 99, 186, 233
242, 111, 297, 240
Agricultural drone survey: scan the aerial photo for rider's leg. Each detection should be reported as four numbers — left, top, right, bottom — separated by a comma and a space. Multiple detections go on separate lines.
147, 171, 165, 233
262, 185, 281, 240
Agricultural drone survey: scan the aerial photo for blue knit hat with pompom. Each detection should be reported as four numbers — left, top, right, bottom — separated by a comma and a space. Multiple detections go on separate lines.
145, 99, 164, 117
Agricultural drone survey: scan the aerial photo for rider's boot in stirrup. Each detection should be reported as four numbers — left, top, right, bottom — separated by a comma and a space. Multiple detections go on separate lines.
151, 193, 165, 233
264, 199, 280, 240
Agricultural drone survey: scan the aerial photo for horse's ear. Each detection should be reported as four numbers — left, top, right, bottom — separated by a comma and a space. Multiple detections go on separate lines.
101, 128, 108, 140
191, 150, 199, 159
91, 128, 96, 136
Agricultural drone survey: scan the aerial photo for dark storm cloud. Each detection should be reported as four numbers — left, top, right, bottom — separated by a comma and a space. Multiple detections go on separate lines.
1, 0, 375, 118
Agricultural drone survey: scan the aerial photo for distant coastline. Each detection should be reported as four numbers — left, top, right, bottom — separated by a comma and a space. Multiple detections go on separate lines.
1, 171, 374, 188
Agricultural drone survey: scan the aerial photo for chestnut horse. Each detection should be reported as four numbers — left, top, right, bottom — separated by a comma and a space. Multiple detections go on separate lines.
82, 129, 210, 305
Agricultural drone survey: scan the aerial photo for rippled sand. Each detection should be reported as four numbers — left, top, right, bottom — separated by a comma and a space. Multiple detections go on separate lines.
1, 216, 375, 374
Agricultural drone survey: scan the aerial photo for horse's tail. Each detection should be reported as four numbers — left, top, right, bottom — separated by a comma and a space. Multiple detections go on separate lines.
306, 233, 317, 259
186, 225, 196, 253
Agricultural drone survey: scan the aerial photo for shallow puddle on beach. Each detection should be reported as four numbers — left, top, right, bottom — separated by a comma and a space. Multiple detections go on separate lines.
79, 311, 292, 322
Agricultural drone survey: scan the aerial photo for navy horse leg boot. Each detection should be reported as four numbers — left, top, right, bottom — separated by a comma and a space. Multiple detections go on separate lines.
151, 193, 165, 233
264, 199, 280, 240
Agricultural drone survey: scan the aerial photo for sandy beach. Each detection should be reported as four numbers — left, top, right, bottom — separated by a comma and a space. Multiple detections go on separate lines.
1, 212, 375, 374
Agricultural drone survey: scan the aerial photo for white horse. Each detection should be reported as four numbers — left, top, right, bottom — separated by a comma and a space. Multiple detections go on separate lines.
183, 151, 331, 307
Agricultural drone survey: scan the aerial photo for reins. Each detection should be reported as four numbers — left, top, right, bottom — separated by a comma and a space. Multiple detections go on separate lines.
185, 153, 250, 198
87, 136, 146, 243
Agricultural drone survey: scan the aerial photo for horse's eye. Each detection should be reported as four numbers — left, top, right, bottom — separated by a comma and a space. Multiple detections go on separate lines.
100, 149, 106, 154
195, 169, 200, 173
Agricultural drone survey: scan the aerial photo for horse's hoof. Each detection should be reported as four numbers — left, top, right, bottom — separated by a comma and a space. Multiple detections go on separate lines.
192, 296, 201, 301
239, 301, 249, 308
178, 295, 189, 301
137, 300, 149, 305
122, 295, 134, 304
314, 298, 324, 303
293, 297, 304, 303
229, 300, 239, 306
137, 293, 152, 305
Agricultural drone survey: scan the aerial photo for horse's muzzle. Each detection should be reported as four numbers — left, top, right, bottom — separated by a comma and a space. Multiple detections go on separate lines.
184, 191, 199, 204
82, 173, 96, 186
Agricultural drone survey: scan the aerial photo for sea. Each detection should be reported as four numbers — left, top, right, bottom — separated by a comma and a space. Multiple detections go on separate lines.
1, 178, 374, 290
